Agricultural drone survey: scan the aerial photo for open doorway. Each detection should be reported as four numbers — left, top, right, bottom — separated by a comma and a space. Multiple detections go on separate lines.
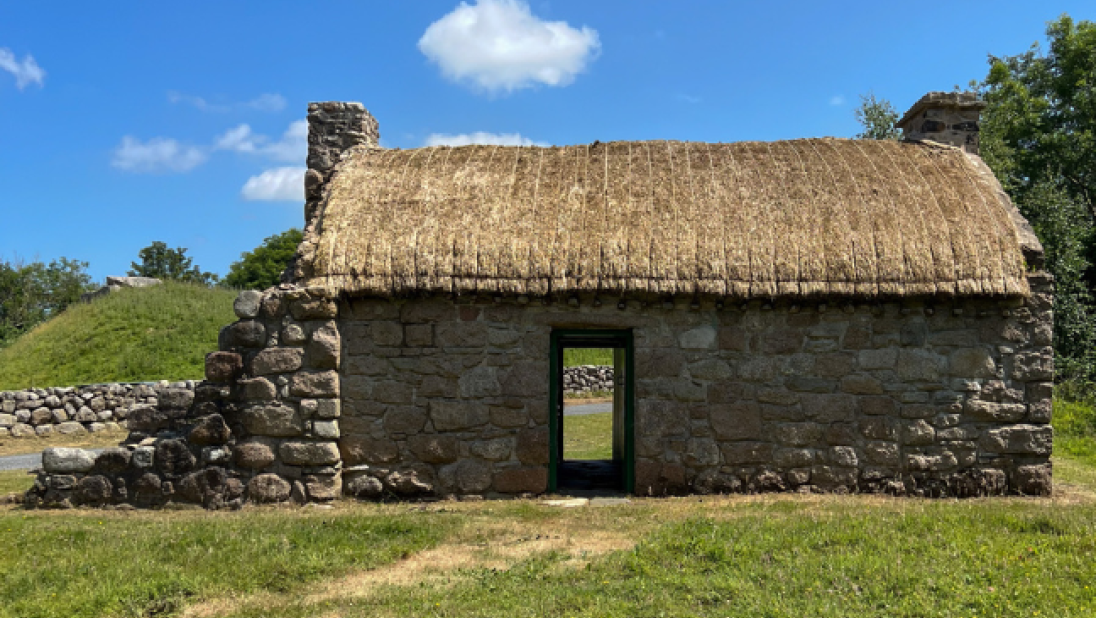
549, 329, 634, 493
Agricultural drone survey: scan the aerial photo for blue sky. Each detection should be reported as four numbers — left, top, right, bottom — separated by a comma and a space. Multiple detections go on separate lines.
1, 1, 1093, 283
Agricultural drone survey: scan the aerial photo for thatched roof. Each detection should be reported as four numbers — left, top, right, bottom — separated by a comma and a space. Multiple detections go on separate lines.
298, 139, 1038, 299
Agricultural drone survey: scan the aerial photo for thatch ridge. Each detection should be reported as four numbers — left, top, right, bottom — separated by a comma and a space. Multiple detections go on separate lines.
302, 138, 1033, 299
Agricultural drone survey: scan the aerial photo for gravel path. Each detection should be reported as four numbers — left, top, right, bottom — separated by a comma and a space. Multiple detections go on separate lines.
564, 402, 612, 416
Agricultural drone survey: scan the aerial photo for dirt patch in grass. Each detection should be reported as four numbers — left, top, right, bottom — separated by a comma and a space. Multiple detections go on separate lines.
0, 428, 126, 458
181, 502, 638, 618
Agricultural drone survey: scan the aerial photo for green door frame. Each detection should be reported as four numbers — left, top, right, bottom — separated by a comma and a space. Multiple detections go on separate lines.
548, 328, 635, 493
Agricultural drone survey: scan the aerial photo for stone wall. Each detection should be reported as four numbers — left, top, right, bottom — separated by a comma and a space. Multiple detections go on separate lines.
0, 381, 194, 438
335, 275, 1052, 499
24, 284, 347, 508
564, 366, 614, 395
26, 269, 1053, 507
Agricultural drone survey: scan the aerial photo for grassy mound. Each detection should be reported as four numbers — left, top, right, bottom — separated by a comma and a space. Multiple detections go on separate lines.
0, 281, 236, 390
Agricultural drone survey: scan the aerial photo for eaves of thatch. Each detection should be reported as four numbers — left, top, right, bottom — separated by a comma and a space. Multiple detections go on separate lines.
297, 138, 1041, 300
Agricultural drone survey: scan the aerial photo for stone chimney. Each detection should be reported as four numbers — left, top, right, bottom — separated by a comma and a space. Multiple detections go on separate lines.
896, 92, 986, 155
304, 102, 380, 222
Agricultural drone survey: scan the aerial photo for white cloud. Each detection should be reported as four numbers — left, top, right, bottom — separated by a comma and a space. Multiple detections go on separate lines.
244, 93, 287, 112
241, 167, 305, 201
0, 48, 45, 90
424, 131, 547, 147
111, 136, 207, 173
115, 119, 306, 175
214, 120, 306, 162
676, 93, 701, 104
214, 124, 258, 152
168, 91, 286, 113
418, 0, 600, 93
260, 120, 307, 162
167, 91, 228, 112
829, 95, 846, 106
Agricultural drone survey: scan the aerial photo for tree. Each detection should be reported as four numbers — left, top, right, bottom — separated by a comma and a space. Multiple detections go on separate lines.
0, 257, 95, 345
222, 228, 304, 290
128, 241, 219, 285
979, 14, 1096, 381
853, 92, 902, 140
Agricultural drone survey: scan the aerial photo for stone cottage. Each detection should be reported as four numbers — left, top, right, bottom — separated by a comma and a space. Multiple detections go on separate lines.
28, 92, 1054, 508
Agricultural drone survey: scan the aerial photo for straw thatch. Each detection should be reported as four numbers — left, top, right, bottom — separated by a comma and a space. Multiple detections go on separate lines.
299, 138, 1034, 299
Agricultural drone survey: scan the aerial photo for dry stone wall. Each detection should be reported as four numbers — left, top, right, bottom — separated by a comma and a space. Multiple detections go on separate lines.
0, 382, 194, 438
564, 366, 614, 395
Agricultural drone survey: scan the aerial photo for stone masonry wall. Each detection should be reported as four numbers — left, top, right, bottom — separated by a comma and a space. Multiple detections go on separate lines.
26, 270, 1053, 508
339, 272, 1053, 499
897, 92, 986, 154
0, 381, 194, 439
26, 285, 345, 508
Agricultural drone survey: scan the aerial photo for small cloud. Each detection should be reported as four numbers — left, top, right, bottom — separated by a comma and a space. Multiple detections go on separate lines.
214, 124, 258, 152
241, 167, 305, 201
114, 119, 306, 175
111, 136, 207, 173
418, 0, 600, 93
168, 91, 287, 113
243, 93, 287, 112
829, 95, 846, 106
0, 47, 45, 90
213, 120, 306, 162
654, 29, 666, 39
424, 131, 548, 147
676, 93, 701, 104
260, 120, 307, 162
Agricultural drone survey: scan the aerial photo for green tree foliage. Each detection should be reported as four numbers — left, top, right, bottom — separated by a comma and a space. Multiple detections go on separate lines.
222, 228, 303, 290
128, 241, 219, 286
0, 257, 94, 345
853, 92, 902, 140
979, 14, 1096, 381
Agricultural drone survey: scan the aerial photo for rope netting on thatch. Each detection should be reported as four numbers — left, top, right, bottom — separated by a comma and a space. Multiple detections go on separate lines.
301, 139, 1031, 299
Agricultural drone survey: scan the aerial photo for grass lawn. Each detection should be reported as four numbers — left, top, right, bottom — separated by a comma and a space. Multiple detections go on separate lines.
563, 411, 613, 460
0, 451, 1093, 617
8, 477, 1084, 618
1, 399, 1094, 617
0, 281, 236, 390
0, 469, 33, 496
563, 348, 613, 368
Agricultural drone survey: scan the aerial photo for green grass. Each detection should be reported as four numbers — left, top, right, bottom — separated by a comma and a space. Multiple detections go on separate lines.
0, 470, 32, 496
563, 348, 613, 367
0, 281, 236, 389
1054, 394, 1096, 470
0, 507, 449, 618
563, 411, 613, 460
350, 502, 1096, 618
